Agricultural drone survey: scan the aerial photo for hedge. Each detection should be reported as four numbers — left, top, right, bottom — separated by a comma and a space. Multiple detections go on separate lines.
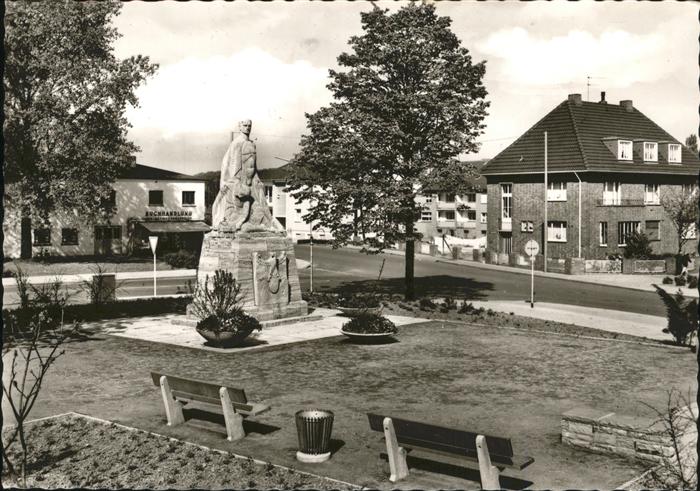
3, 296, 191, 327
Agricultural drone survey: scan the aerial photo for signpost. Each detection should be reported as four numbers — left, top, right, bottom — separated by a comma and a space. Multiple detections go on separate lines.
524, 240, 540, 308
149, 236, 159, 297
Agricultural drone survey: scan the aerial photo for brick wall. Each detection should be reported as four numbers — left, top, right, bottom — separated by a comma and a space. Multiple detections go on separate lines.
486, 173, 698, 260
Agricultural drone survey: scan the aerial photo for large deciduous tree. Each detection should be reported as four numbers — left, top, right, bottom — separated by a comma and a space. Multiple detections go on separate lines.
684, 134, 698, 155
4, 2, 157, 257
286, 3, 488, 299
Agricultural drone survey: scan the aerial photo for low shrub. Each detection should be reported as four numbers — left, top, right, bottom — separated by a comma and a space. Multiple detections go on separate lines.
196, 310, 261, 335
623, 231, 653, 259
163, 250, 198, 269
2, 297, 190, 329
458, 301, 484, 315
655, 286, 697, 348
674, 275, 687, 287
419, 298, 437, 311
662, 276, 674, 285
342, 312, 397, 334
3, 270, 16, 278
443, 296, 456, 310
302, 292, 338, 308
337, 293, 380, 309
687, 275, 698, 289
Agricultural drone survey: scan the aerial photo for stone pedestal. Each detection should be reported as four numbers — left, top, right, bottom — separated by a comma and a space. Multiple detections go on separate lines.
190, 230, 308, 322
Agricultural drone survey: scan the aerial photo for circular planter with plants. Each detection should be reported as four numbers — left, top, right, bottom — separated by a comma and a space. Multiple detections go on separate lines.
190, 270, 262, 348
341, 312, 398, 343
336, 293, 382, 317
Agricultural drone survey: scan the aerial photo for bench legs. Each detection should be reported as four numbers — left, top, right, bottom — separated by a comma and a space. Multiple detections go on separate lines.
159, 376, 185, 426
383, 417, 409, 483
219, 387, 246, 442
476, 435, 501, 490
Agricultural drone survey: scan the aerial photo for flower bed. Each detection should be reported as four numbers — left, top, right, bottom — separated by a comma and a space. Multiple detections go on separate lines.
1, 413, 356, 490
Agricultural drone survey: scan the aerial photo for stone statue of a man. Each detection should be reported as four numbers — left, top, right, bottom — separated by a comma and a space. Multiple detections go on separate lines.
212, 120, 282, 233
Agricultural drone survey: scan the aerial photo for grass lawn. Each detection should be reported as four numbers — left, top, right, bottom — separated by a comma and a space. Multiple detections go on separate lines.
8, 319, 695, 490
3, 256, 175, 277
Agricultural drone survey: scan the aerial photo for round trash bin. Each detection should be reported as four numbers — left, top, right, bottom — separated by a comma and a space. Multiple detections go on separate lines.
295, 409, 334, 463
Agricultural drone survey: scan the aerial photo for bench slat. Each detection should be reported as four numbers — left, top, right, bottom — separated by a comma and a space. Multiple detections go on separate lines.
368, 413, 515, 464
151, 371, 247, 404
406, 446, 534, 471
171, 390, 264, 414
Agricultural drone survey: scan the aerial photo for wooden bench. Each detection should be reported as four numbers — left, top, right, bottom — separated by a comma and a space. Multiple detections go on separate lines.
151, 372, 270, 441
367, 413, 534, 489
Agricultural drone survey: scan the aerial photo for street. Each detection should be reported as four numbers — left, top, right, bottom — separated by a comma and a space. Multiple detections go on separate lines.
294, 245, 669, 317
3, 244, 668, 317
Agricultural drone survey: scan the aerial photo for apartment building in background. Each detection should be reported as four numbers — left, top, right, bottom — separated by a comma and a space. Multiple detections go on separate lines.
481, 93, 700, 260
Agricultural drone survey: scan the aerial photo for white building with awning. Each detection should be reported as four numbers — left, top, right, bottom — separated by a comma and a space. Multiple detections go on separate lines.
3, 164, 209, 259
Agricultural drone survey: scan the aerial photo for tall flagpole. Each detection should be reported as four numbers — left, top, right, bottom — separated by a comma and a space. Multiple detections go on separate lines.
544, 131, 548, 273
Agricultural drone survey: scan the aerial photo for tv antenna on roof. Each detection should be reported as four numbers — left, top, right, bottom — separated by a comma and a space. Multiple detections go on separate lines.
586, 76, 607, 101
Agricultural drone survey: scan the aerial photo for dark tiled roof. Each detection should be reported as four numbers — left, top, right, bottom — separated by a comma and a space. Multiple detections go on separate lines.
119, 164, 205, 181
482, 99, 700, 176
258, 164, 290, 182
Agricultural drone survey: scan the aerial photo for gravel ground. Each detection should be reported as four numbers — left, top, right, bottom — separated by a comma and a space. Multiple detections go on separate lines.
1, 413, 358, 490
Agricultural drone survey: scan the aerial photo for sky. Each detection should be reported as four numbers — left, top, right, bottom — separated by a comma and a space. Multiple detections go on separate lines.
113, 0, 699, 175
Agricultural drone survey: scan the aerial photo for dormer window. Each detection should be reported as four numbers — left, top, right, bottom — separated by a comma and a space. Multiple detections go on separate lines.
668, 144, 682, 163
618, 140, 632, 160
643, 142, 658, 162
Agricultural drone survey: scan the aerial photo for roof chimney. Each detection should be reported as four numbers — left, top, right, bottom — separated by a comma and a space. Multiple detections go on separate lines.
620, 100, 633, 112
568, 93, 583, 106
599, 91, 607, 104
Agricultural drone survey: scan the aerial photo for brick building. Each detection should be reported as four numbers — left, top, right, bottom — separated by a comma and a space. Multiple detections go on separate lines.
481, 93, 699, 261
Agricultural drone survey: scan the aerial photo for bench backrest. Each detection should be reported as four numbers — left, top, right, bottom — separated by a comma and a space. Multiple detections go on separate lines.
367, 413, 515, 466
151, 371, 248, 406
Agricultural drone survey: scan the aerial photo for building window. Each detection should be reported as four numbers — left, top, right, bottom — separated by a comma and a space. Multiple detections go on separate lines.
466, 210, 476, 221
547, 181, 567, 201
547, 221, 567, 242
480, 194, 487, 204
501, 184, 512, 220
602, 181, 621, 205
101, 190, 117, 210
95, 226, 121, 240
643, 142, 658, 162
599, 222, 608, 246
465, 193, 476, 203
264, 185, 273, 204
181, 191, 195, 206
521, 221, 534, 233
420, 210, 432, 222
480, 212, 487, 224
149, 190, 164, 206
501, 233, 512, 254
425, 197, 433, 203
438, 210, 455, 221
61, 228, 79, 246
644, 184, 660, 205
682, 183, 699, 196
33, 228, 51, 246
668, 144, 682, 163
645, 220, 660, 241
617, 221, 641, 246
618, 140, 632, 160
439, 193, 455, 203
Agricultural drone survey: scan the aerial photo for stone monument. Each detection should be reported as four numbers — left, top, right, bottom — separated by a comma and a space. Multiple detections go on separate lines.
192, 120, 307, 321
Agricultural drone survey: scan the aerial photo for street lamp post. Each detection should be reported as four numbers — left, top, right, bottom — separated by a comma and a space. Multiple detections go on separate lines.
309, 222, 314, 293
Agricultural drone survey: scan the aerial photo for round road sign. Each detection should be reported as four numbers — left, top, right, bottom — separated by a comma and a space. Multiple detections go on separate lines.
524, 239, 540, 257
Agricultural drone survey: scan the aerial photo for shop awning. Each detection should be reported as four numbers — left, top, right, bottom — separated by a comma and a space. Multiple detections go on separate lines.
138, 221, 211, 234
